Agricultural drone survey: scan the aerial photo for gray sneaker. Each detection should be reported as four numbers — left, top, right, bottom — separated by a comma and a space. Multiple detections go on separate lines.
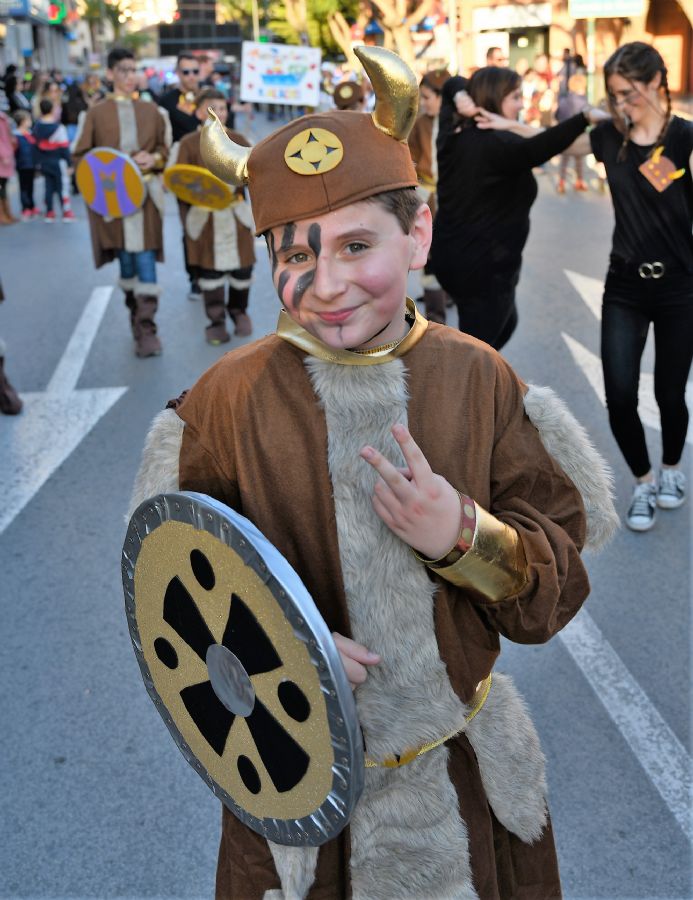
657, 468, 686, 509
626, 482, 657, 532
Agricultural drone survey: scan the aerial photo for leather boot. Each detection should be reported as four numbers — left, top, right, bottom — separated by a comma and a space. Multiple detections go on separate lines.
203, 285, 230, 344
0, 357, 23, 414
133, 292, 162, 357
423, 288, 447, 325
227, 286, 252, 337
2, 198, 18, 223
0, 200, 12, 225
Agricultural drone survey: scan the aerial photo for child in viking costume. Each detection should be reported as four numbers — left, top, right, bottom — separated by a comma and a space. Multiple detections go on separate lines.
167, 89, 255, 344
407, 68, 450, 324
130, 46, 617, 899
72, 47, 171, 358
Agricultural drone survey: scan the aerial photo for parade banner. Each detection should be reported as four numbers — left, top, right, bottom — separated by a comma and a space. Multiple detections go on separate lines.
240, 41, 321, 107
568, 0, 644, 16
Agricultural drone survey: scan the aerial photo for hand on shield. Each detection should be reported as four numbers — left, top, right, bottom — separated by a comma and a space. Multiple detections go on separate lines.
332, 633, 381, 689
360, 424, 461, 561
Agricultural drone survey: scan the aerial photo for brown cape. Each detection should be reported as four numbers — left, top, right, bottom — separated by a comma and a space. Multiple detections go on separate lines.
175, 322, 590, 899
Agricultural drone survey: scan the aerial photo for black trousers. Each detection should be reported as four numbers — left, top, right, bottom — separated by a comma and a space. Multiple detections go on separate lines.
601, 273, 693, 477
18, 169, 35, 210
451, 269, 520, 351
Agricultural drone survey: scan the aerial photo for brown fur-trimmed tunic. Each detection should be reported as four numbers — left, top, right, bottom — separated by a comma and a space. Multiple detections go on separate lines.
174, 129, 255, 272
172, 322, 594, 899
72, 97, 170, 268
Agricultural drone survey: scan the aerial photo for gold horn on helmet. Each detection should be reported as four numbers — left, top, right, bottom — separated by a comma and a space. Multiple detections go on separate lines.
354, 46, 419, 142
200, 108, 251, 186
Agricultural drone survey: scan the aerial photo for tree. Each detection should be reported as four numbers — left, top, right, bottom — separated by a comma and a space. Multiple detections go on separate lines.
78, 0, 103, 55
367, 0, 437, 68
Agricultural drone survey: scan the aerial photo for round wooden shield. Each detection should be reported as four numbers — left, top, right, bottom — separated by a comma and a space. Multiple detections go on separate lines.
76, 147, 146, 219
122, 492, 364, 846
164, 164, 235, 210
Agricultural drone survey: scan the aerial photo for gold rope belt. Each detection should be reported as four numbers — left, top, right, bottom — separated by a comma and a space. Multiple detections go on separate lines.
364, 673, 492, 769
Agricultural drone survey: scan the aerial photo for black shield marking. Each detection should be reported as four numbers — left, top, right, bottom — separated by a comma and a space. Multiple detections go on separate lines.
163, 576, 216, 662
278, 681, 311, 722
221, 593, 282, 676
237, 755, 262, 794
245, 698, 309, 793
154, 637, 178, 670
190, 549, 215, 591
180, 680, 236, 756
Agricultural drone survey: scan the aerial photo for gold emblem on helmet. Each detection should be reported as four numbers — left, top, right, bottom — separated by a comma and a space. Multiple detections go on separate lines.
284, 128, 344, 176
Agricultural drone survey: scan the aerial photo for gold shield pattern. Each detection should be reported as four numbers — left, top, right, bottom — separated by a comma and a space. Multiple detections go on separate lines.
284, 128, 344, 176
164, 164, 235, 210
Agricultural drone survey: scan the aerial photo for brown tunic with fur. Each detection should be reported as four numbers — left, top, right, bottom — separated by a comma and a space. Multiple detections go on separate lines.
174, 129, 255, 272
72, 98, 170, 268
176, 322, 589, 899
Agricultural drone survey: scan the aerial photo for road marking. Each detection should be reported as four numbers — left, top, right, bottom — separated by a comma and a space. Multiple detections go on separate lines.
47, 285, 113, 394
564, 269, 602, 320
0, 287, 127, 536
559, 610, 692, 841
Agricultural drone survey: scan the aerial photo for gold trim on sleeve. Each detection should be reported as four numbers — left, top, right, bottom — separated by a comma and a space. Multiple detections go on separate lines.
276, 298, 428, 365
427, 502, 529, 602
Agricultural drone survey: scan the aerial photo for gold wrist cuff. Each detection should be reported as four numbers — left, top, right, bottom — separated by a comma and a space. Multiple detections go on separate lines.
427, 502, 528, 602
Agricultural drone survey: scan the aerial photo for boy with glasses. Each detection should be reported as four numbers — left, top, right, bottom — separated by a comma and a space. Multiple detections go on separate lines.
72, 47, 171, 357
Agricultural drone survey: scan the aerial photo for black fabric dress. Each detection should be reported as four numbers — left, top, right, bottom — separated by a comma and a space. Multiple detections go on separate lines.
430, 76, 588, 349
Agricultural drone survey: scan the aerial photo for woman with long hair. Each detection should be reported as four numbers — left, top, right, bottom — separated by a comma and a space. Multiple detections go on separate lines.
589, 42, 693, 530
430, 66, 607, 350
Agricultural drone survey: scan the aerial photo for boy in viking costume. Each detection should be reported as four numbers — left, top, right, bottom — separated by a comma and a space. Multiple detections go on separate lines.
167, 89, 255, 344
72, 47, 171, 358
131, 46, 617, 899
407, 68, 449, 324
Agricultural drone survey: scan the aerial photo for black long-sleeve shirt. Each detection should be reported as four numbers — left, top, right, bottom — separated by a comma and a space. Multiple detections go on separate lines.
430, 76, 588, 295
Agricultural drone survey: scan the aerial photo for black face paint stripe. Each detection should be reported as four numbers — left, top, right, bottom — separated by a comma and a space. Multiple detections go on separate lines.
292, 270, 314, 310
307, 222, 321, 258
280, 222, 296, 253
267, 231, 278, 275
277, 270, 290, 303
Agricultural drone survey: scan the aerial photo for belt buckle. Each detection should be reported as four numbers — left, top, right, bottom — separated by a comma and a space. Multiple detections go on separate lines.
638, 261, 665, 279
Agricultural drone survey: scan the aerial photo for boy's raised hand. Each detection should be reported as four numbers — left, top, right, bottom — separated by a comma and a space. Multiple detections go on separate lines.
360, 424, 461, 560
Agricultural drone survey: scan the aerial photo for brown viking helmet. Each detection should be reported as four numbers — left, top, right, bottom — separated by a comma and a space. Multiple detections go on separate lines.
201, 46, 419, 234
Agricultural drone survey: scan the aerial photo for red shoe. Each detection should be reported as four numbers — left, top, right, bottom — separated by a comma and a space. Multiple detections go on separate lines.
44, 211, 56, 223
557, 178, 566, 194
31, 208, 41, 218
574, 180, 588, 192
21, 210, 33, 221
62, 210, 76, 222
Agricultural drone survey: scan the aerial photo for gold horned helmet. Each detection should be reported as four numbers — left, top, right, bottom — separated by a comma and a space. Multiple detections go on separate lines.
201, 46, 420, 235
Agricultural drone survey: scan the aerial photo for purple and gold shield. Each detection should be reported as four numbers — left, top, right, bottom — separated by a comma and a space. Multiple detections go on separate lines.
164, 164, 235, 211
76, 147, 146, 219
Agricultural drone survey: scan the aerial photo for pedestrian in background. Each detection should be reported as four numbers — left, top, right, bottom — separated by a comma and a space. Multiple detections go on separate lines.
12, 110, 38, 220
72, 47, 170, 358
170, 88, 255, 344
590, 42, 693, 530
408, 67, 450, 323
556, 72, 589, 193
0, 276, 22, 414
431, 66, 608, 349
33, 98, 73, 223
0, 109, 17, 224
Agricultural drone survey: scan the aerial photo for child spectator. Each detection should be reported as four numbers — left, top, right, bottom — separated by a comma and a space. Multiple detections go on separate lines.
32, 98, 74, 222
12, 110, 38, 219
0, 109, 17, 224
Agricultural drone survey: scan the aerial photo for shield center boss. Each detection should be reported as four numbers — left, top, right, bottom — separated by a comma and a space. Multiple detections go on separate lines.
123, 493, 363, 846
284, 128, 344, 176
